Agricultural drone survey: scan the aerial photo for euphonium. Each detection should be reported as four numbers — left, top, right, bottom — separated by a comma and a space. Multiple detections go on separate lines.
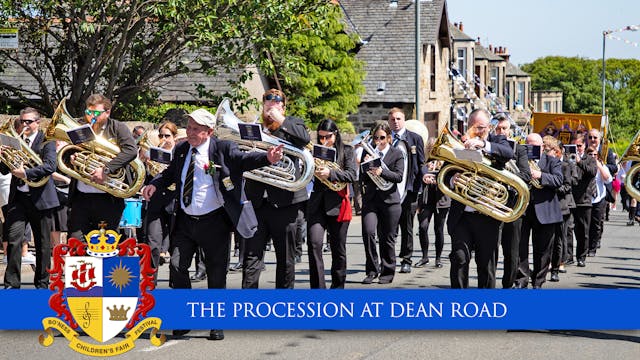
46, 99, 146, 198
358, 134, 394, 191
620, 130, 640, 201
213, 98, 314, 192
0, 119, 50, 187
137, 130, 169, 177
429, 127, 530, 223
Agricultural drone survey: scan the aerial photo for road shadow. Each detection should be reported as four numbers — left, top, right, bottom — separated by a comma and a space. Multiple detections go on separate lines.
509, 329, 640, 344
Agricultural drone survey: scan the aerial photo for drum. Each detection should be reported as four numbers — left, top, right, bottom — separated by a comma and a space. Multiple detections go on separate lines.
119, 198, 142, 228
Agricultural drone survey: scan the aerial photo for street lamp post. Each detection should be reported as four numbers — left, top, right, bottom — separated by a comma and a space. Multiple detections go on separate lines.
601, 25, 638, 116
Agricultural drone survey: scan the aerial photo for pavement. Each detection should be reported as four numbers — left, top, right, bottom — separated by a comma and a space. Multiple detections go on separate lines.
1, 206, 638, 359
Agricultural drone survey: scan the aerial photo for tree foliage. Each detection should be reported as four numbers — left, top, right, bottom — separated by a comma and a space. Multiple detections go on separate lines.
0, 0, 358, 126
522, 56, 640, 147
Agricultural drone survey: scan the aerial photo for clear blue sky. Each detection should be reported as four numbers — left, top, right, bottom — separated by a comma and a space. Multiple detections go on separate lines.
446, 0, 640, 66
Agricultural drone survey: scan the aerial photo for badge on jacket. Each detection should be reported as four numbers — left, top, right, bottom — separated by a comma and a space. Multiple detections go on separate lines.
222, 176, 234, 191
411, 145, 417, 154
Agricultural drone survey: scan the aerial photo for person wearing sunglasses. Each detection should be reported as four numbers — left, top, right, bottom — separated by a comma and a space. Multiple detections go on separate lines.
359, 122, 404, 285
446, 109, 514, 289
0, 107, 59, 289
67, 94, 138, 239
242, 88, 311, 289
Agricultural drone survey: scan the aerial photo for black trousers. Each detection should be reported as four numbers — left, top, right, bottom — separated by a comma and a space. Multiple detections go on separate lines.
417, 206, 448, 261
518, 211, 557, 288
68, 192, 125, 239
449, 212, 500, 289
170, 208, 231, 289
242, 202, 300, 289
564, 212, 575, 262
398, 191, 419, 265
3, 192, 54, 289
499, 217, 522, 289
572, 206, 592, 262
143, 209, 171, 270
589, 199, 606, 253
361, 200, 401, 282
552, 213, 571, 270
307, 212, 349, 289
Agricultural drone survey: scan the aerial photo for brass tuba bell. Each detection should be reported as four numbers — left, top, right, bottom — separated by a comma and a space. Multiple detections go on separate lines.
0, 119, 50, 187
429, 127, 530, 223
46, 99, 146, 198
620, 130, 640, 202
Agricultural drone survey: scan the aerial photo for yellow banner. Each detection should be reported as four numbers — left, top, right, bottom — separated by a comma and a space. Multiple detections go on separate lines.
532, 112, 604, 143
40, 317, 165, 357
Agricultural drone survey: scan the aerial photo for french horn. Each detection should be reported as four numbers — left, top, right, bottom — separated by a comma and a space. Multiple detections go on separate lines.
46, 99, 146, 198
0, 119, 50, 187
214, 98, 314, 192
620, 130, 640, 202
429, 127, 530, 223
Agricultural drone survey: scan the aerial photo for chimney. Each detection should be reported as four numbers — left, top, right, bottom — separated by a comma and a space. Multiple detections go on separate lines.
476, 37, 481, 45
459, 22, 464, 32
497, 47, 510, 62
454, 22, 458, 28
489, 44, 493, 52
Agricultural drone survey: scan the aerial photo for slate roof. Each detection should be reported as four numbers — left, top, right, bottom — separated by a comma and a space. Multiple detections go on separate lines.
506, 61, 529, 77
474, 43, 504, 61
339, 0, 450, 103
449, 24, 474, 42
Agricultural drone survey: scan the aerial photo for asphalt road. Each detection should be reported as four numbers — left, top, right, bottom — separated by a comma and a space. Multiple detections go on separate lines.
1, 206, 638, 359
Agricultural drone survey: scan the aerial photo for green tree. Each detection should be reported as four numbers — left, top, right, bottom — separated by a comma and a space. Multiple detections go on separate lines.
0, 0, 325, 117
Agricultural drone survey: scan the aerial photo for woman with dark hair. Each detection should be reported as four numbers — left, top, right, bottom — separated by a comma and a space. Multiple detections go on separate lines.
307, 119, 357, 289
360, 122, 404, 285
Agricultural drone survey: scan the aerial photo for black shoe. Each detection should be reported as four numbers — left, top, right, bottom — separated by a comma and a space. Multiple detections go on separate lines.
627, 220, 635, 226
362, 273, 378, 284
414, 258, 429, 268
295, 255, 302, 264
208, 329, 225, 341
435, 258, 443, 268
190, 271, 206, 282
587, 251, 596, 257
228, 262, 243, 272
565, 259, 575, 265
577, 260, 586, 267
399, 263, 411, 273
322, 244, 331, 253
378, 277, 393, 284
550, 272, 560, 282
233, 249, 239, 257
172, 329, 190, 338
265, 244, 272, 251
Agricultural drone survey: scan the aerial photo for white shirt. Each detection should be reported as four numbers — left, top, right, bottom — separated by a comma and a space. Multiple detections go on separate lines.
593, 164, 612, 204
77, 124, 109, 194
17, 132, 38, 193
181, 138, 223, 216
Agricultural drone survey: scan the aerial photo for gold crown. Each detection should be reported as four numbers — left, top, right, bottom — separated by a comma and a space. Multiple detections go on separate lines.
85, 222, 121, 258
106, 304, 131, 321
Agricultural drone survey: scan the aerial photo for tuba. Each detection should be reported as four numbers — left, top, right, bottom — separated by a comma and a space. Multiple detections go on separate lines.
214, 98, 314, 192
46, 99, 146, 198
137, 130, 169, 178
620, 130, 640, 201
0, 119, 50, 187
429, 127, 530, 223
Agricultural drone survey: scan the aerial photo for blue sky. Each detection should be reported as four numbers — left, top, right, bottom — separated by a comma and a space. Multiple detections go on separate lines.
446, 0, 640, 66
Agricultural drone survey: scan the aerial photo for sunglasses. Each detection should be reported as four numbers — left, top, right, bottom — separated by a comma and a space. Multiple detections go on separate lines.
576, 144, 584, 147
373, 135, 387, 140
85, 109, 107, 117
20, 119, 37, 124
318, 133, 334, 140
588, 136, 599, 140
265, 94, 284, 102
158, 134, 173, 139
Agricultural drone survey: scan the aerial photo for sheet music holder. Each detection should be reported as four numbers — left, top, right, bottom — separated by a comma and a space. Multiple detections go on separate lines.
149, 147, 172, 164
452, 149, 483, 163
238, 123, 262, 141
312, 144, 336, 162
525, 144, 541, 160
360, 157, 382, 173
66, 124, 96, 145
0, 134, 22, 150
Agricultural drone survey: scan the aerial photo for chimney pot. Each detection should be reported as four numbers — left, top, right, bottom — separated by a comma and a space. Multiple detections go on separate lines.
459, 22, 464, 31
489, 44, 493, 51
476, 37, 481, 45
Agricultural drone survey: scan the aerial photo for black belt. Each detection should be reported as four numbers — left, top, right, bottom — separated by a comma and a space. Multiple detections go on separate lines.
179, 207, 223, 221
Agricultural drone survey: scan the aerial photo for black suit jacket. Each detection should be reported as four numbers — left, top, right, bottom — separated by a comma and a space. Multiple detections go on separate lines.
396, 129, 425, 194
528, 154, 563, 224
0, 130, 59, 210
558, 158, 578, 214
307, 145, 357, 216
68, 117, 137, 199
150, 138, 271, 239
245, 115, 311, 208
572, 154, 597, 207
446, 133, 514, 231
360, 145, 404, 205
513, 144, 532, 183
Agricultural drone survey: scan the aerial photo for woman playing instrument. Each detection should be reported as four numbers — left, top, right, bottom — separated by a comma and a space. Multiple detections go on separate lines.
306, 119, 357, 289
360, 122, 404, 285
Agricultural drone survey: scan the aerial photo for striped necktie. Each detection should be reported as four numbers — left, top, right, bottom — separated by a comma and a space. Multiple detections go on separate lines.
182, 148, 197, 207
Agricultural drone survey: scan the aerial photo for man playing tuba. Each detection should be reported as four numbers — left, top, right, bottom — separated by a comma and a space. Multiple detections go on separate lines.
446, 109, 514, 289
67, 94, 138, 238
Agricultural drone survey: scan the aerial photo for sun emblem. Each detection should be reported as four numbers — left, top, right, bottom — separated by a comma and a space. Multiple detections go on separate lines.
106, 260, 133, 292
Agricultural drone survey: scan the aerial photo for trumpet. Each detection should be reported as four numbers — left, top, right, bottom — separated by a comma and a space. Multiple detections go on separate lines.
0, 119, 50, 187
528, 160, 543, 189
46, 99, 146, 198
214, 98, 314, 192
429, 127, 530, 223
621, 130, 640, 201
137, 130, 169, 177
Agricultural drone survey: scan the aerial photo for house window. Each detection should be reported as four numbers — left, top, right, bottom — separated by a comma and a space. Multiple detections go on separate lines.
490, 67, 498, 94
517, 82, 525, 106
543, 101, 551, 112
457, 48, 466, 78
430, 45, 436, 92
505, 81, 511, 108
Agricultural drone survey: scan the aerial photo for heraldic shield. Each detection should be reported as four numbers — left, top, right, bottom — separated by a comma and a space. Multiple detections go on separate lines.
40, 224, 166, 356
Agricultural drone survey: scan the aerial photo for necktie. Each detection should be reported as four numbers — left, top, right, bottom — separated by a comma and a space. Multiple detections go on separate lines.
393, 133, 400, 146
24, 137, 30, 145
182, 148, 197, 207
